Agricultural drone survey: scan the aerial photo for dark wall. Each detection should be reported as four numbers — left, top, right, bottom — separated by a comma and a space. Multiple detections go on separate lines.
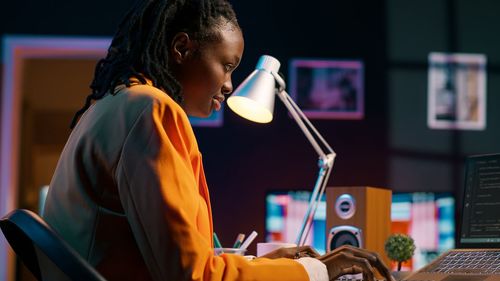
2, 0, 386, 252
199, 1, 388, 248
0, 0, 134, 36
386, 0, 500, 223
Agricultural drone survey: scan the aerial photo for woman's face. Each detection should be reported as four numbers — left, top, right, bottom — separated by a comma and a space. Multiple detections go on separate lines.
173, 22, 244, 117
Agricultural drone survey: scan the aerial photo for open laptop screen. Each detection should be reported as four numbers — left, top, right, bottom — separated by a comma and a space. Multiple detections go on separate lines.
459, 153, 500, 248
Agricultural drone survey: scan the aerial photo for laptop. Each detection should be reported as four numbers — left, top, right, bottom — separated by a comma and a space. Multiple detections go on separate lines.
403, 153, 500, 281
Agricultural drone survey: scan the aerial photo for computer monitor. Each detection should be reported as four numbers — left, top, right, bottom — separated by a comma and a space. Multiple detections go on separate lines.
266, 191, 326, 253
459, 153, 500, 248
265, 190, 455, 270
391, 192, 455, 270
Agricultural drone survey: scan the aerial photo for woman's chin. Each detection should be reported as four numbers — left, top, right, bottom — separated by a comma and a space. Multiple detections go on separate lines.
186, 109, 212, 118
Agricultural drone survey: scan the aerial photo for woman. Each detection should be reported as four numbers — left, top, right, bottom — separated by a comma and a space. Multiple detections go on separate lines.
43, 0, 394, 280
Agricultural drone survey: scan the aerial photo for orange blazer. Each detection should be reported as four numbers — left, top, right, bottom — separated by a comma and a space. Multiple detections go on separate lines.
43, 82, 309, 281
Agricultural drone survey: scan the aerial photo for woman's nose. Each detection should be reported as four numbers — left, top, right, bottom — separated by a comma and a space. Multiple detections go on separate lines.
222, 79, 233, 95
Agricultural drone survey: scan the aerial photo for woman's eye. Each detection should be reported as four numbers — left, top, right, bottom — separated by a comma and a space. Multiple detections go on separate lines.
224, 64, 233, 72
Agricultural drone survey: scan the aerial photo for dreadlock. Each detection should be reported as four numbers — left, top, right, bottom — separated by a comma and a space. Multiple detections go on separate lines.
70, 0, 239, 128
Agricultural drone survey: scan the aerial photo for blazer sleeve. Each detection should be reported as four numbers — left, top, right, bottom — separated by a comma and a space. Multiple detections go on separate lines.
114, 99, 310, 281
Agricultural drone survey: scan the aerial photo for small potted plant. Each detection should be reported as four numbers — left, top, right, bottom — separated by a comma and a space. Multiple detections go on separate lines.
384, 234, 416, 272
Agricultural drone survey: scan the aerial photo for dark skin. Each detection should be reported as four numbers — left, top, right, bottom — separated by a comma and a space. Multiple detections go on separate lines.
261, 245, 320, 259
263, 245, 395, 281
170, 21, 243, 118
319, 245, 395, 281
168, 18, 394, 281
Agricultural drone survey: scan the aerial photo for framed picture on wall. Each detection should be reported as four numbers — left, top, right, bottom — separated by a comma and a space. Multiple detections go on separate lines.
428, 52, 487, 130
289, 59, 364, 119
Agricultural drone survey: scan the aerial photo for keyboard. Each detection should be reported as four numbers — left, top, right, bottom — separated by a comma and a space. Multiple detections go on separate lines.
337, 273, 362, 280
336, 273, 385, 281
424, 250, 500, 274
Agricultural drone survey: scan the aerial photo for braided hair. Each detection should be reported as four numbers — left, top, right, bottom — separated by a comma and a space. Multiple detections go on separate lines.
70, 0, 239, 128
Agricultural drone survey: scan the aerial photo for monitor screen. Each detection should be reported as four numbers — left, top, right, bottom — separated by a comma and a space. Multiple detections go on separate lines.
459, 154, 500, 247
266, 191, 326, 254
392, 192, 455, 270
265, 190, 455, 270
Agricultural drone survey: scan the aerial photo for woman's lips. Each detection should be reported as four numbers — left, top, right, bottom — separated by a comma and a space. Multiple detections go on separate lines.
212, 95, 225, 111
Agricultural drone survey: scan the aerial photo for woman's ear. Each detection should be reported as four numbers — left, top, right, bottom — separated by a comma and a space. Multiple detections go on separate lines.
171, 32, 193, 64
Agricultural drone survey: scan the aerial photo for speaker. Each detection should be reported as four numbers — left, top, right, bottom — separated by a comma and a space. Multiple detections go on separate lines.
328, 225, 362, 248
326, 186, 391, 265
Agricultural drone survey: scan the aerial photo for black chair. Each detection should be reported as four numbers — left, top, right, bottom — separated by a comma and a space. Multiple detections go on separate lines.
0, 209, 106, 281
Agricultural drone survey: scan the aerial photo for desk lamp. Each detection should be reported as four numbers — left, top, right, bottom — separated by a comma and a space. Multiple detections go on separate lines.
227, 55, 336, 246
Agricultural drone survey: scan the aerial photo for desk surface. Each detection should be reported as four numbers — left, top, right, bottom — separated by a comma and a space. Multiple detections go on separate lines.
335, 271, 411, 281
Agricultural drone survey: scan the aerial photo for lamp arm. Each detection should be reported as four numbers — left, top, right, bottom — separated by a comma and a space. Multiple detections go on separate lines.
277, 88, 336, 245
270, 71, 337, 247
298, 161, 334, 246
275, 89, 333, 160
272, 71, 334, 156
295, 160, 334, 246
283, 93, 335, 155
271, 84, 337, 247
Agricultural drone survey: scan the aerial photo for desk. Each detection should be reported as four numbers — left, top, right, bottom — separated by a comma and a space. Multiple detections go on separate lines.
335, 271, 411, 281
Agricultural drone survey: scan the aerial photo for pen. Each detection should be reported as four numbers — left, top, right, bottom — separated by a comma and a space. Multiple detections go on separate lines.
239, 231, 258, 250
213, 232, 223, 249
232, 233, 245, 248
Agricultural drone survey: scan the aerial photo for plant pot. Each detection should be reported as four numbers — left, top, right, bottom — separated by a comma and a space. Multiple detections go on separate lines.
391, 271, 412, 281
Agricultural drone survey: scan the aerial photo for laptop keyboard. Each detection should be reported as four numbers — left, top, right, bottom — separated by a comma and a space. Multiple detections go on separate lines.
335, 274, 385, 281
425, 250, 500, 274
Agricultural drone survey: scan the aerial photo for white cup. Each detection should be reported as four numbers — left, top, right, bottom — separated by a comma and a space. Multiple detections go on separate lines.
214, 248, 246, 256
256, 242, 297, 257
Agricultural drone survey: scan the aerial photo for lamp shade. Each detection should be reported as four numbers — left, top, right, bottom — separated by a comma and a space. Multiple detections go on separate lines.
227, 55, 281, 123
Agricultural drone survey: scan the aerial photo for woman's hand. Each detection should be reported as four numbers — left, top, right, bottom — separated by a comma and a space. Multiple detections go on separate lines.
319, 245, 395, 281
261, 246, 320, 259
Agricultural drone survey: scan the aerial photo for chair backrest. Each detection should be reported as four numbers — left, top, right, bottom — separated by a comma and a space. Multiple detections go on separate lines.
0, 209, 107, 281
